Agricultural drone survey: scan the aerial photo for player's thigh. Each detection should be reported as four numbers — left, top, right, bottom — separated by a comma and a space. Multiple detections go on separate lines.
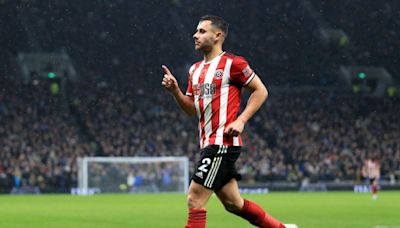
187, 180, 214, 208
215, 178, 244, 212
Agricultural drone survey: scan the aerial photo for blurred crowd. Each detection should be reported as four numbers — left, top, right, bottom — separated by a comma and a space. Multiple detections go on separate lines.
0, 0, 399, 193
0, 80, 93, 193
0, 78, 399, 193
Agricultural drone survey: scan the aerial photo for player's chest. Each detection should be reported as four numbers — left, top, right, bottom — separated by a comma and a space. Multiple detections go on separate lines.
191, 67, 228, 98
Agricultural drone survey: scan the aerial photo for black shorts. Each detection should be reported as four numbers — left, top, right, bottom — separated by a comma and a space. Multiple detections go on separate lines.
191, 145, 242, 191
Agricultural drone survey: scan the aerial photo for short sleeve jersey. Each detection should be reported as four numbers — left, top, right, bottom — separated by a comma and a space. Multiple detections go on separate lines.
186, 52, 255, 148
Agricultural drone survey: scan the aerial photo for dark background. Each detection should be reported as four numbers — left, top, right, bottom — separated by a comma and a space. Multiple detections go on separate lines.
0, 0, 399, 193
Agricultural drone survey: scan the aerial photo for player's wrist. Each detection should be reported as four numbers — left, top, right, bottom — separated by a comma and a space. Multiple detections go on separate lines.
171, 87, 181, 96
237, 116, 247, 124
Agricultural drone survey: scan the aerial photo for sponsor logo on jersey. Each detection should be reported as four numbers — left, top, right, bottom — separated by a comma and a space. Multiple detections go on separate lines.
193, 83, 216, 97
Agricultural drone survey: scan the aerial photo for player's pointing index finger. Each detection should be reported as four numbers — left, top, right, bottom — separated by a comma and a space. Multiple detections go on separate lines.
162, 65, 172, 75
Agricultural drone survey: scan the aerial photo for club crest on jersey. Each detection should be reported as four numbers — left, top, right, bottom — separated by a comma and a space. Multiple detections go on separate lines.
214, 69, 223, 79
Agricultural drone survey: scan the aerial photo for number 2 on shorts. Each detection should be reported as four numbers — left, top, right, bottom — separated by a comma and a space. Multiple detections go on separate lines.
198, 158, 211, 173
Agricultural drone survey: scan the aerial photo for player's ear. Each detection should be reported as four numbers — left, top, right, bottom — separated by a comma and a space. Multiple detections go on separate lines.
215, 31, 224, 42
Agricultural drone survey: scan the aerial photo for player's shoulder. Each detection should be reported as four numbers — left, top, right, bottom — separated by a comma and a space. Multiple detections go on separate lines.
189, 61, 202, 74
224, 52, 248, 64
190, 60, 203, 67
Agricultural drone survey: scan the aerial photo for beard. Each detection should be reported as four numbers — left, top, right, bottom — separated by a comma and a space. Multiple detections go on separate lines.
194, 42, 213, 52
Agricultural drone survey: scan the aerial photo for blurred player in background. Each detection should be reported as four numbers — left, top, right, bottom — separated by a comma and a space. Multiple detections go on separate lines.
162, 15, 296, 228
362, 154, 381, 200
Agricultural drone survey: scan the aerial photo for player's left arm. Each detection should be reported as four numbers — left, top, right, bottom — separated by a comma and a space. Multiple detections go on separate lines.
224, 75, 268, 137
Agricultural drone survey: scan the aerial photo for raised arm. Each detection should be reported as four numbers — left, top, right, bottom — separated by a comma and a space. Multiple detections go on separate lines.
161, 65, 196, 116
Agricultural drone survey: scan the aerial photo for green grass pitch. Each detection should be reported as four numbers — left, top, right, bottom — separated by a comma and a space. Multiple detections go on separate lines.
1, 191, 399, 228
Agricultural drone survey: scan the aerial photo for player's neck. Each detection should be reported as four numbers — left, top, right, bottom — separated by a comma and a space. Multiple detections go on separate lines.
203, 47, 224, 63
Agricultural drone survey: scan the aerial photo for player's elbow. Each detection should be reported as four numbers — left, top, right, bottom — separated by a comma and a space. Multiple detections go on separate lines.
260, 85, 268, 103
264, 86, 268, 100
251, 74, 268, 102
184, 109, 196, 116
183, 103, 196, 116
253, 78, 268, 102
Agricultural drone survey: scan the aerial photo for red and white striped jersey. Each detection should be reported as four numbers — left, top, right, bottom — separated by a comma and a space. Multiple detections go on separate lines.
186, 52, 255, 148
363, 159, 380, 179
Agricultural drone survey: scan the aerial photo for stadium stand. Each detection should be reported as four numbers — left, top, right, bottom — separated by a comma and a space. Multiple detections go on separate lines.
0, 0, 399, 193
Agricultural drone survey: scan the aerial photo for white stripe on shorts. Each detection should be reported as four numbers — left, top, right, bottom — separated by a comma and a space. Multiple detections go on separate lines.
204, 145, 227, 188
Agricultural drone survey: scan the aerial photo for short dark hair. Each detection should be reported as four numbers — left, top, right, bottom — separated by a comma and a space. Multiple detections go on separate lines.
199, 15, 229, 37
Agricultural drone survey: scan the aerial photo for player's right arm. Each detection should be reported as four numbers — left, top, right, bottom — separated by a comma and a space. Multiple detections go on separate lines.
361, 161, 368, 178
161, 65, 196, 116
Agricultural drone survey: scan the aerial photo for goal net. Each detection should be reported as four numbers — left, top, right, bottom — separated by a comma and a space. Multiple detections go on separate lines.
77, 157, 189, 195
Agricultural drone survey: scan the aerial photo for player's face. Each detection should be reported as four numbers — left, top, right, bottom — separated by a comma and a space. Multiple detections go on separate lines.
193, 20, 220, 52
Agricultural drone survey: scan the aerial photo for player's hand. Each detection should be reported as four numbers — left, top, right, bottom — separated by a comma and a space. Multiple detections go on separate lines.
162, 65, 179, 94
224, 118, 246, 137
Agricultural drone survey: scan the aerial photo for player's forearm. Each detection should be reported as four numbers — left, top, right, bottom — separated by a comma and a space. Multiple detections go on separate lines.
172, 89, 196, 116
237, 86, 268, 123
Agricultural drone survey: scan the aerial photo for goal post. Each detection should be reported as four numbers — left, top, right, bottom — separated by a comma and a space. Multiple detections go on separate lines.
77, 157, 189, 195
